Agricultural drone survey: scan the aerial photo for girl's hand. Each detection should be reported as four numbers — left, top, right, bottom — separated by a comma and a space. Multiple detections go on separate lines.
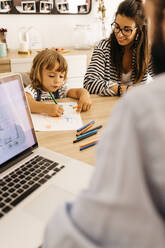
46, 104, 64, 117
77, 89, 92, 112
26, 93, 64, 117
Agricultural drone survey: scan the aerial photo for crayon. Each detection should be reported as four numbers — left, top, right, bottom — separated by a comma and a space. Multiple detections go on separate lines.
77, 121, 95, 132
80, 142, 97, 151
77, 129, 98, 139
80, 139, 98, 148
76, 125, 103, 136
73, 130, 97, 143
76, 123, 94, 136
72, 105, 80, 109
73, 101, 94, 109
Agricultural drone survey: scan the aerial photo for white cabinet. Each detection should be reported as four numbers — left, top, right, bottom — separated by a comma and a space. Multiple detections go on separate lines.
10, 54, 87, 88
65, 55, 87, 88
10, 57, 33, 73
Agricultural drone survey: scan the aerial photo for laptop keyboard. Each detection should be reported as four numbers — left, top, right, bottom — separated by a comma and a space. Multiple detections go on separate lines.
0, 155, 65, 219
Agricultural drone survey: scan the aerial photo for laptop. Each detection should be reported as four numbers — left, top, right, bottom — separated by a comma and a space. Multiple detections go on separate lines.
0, 74, 94, 248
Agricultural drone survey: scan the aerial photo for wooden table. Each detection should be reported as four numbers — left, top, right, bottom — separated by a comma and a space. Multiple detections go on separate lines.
36, 95, 119, 166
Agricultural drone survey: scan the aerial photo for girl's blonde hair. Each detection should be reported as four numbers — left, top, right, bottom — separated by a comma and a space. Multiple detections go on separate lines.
30, 49, 68, 90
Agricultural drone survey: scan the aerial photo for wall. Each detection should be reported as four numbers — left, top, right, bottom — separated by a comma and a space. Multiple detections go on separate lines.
1, 0, 122, 49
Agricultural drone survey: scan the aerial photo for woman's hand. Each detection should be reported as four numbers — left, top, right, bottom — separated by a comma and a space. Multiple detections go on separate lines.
120, 85, 128, 95
127, 85, 134, 90
109, 84, 118, 95
109, 84, 128, 96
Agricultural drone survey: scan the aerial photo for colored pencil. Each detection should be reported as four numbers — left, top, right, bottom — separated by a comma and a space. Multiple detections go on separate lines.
80, 139, 98, 148
72, 105, 80, 109
76, 125, 103, 136
77, 121, 95, 132
73, 102, 94, 109
80, 142, 97, 151
73, 130, 97, 143
77, 129, 98, 139
49, 92, 58, 104
76, 123, 94, 136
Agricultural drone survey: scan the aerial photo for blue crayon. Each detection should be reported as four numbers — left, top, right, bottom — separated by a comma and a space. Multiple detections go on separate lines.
80, 142, 97, 151
77, 129, 98, 139
77, 121, 95, 132
73, 131, 97, 143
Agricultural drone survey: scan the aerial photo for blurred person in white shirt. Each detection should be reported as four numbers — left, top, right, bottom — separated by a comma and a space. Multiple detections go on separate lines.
43, 0, 165, 247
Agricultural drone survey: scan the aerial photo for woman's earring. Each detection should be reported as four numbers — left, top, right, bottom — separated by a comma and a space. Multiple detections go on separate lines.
135, 33, 139, 41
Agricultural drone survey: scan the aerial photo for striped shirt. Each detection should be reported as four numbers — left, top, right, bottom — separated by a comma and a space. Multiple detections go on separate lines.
25, 83, 68, 101
84, 39, 154, 96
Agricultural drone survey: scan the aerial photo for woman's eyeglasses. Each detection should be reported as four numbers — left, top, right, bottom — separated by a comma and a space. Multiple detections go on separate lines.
111, 22, 137, 37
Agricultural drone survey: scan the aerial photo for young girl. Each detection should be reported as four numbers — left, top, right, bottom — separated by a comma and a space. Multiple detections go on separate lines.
25, 49, 92, 117
84, 0, 155, 96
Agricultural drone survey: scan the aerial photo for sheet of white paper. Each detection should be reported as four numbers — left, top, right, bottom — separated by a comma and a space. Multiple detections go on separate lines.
31, 102, 83, 131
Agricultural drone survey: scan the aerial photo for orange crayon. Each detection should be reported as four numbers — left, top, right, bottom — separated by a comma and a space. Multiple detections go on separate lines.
80, 139, 98, 149
72, 105, 79, 109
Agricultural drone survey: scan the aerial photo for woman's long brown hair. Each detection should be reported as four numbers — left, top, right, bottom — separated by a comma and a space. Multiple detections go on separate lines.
110, 0, 149, 83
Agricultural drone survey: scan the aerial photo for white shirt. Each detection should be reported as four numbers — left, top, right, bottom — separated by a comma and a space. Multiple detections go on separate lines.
43, 73, 165, 248
121, 71, 132, 84
24, 84, 68, 101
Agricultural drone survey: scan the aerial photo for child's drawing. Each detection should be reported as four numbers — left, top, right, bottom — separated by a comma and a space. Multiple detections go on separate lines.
31, 102, 83, 131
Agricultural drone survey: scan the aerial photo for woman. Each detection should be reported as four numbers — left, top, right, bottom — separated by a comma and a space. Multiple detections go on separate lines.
84, 0, 154, 96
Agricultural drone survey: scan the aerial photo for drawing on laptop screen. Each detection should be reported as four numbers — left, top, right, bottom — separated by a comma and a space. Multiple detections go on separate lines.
0, 108, 25, 151
0, 78, 36, 165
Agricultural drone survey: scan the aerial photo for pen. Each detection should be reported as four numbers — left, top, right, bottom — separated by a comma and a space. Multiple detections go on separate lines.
76, 125, 103, 136
80, 139, 98, 148
80, 142, 97, 151
77, 121, 95, 132
73, 130, 97, 143
76, 123, 94, 136
77, 129, 98, 139
49, 92, 58, 104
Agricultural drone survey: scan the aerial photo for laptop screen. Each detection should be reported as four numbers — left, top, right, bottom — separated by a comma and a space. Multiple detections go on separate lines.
0, 74, 37, 168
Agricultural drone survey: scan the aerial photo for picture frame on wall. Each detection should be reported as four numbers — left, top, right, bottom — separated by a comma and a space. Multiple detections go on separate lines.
0, 0, 12, 13
0, 0, 92, 14
40, 0, 53, 13
77, 4, 88, 14
21, 0, 36, 13
57, 2, 69, 13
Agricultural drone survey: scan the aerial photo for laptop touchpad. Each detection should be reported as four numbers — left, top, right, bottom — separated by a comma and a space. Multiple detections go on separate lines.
24, 185, 74, 223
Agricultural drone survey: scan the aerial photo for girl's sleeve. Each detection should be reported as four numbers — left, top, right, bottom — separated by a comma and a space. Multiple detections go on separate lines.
58, 83, 69, 98
83, 47, 118, 96
24, 85, 37, 99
